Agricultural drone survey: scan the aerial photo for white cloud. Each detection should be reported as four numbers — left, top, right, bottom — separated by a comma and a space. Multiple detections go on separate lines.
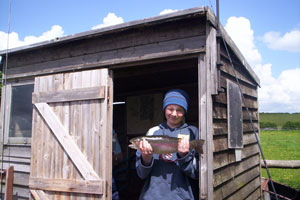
92, 13, 124, 30
263, 30, 300, 52
0, 25, 64, 51
24, 25, 64, 44
159, 9, 178, 15
0, 31, 22, 50
225, 17, 262, 67
225, 17, 300, 113
255, 65, 300, 112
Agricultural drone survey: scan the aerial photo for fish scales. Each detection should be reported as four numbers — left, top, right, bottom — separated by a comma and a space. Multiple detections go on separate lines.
129, 135, 204, 154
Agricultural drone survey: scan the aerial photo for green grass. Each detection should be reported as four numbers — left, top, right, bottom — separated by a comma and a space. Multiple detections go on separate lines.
260, 113, 300, 128
260, 130, 300, 190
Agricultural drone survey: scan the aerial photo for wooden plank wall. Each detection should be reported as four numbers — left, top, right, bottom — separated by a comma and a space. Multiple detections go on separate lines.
212, 46, 261, 199
5, 17, 206, 80
1, 145, 31, 199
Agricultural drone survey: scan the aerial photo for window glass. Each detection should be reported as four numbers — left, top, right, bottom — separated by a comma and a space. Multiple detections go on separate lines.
9, 84, 34, 138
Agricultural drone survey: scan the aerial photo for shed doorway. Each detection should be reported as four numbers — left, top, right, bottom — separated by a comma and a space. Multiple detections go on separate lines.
112, 57, 200, 199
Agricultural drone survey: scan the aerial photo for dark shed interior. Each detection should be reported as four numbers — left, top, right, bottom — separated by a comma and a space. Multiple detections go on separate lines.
112, 58, 199, 199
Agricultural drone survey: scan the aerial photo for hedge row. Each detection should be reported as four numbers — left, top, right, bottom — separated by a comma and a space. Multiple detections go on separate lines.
282, 121, 300, 129
260, 121, 300, 130
260, 122, 277, 129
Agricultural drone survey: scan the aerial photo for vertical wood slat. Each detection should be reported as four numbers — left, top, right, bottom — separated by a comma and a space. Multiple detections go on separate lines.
208, 26, 218, 95
92, 71, 101, 180
198, 23, 216, 200
41, 76, 47, 180
45, 75, 53, 185
49, 74, 63, 200
1, 84, 12, 145
198, 22, 218, 200
82, 71, 91, 174
70, 71, 83, 186
30, 69, 111, 199
199, 53, 208, 200
54, 74, 64, 192
99, 69, 110, 199
30, 78, 39, 179
87, 71, 98, 200
206, 25, 215, 200
62, 73, 70, 200
85, 70, 96, 200
106, 70, 113, 200
198, 52, 214, 200
49, 75, 59, 199
70, 72, 83, 200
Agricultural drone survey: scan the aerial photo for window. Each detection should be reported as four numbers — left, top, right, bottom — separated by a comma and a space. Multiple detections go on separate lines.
2, 81, 34, 144
9, 84, 34, 138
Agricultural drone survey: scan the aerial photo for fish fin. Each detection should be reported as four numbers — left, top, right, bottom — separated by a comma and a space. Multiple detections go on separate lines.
190, 140, 205, 154
128, 143, 138, 150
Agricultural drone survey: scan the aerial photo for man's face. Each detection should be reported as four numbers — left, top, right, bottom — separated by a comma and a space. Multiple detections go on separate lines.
165, 104, 185, 128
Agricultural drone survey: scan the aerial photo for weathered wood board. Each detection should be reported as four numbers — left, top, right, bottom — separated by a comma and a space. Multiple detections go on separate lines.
214, 166, 260, 199
227, 80, 243, 149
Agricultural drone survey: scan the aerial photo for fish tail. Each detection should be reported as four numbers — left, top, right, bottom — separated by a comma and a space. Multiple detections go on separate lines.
190, 140, 204, 154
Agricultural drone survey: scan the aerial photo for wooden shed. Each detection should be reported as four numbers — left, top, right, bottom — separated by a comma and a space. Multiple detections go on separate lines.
0, 7, 261, 200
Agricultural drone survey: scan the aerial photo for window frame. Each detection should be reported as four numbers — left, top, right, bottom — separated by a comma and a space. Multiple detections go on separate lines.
1, 79, 34, 145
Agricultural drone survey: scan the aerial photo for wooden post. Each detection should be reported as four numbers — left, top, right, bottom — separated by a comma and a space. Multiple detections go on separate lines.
3, 166, 14, 200
105, 69, 113, 200
198, 30, 215, 199
198, 19, 217, 200
199, 53, 209, 200
261, 160, 300, 169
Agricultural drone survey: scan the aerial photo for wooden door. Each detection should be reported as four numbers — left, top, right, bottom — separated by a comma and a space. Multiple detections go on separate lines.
29, 69, 113, 199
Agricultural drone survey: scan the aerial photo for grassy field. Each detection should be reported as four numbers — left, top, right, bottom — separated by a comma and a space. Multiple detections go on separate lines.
260, 129, 300, 190
260, 113, 300, 128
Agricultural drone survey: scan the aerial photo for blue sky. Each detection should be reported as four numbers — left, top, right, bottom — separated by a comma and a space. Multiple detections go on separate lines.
1, 0, 300, 113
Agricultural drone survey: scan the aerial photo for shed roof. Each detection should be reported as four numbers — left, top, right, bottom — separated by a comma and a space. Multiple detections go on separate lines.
0, 6, 259, 85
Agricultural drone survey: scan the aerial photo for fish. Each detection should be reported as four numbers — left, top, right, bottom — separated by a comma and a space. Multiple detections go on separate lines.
129, 135, 204, 154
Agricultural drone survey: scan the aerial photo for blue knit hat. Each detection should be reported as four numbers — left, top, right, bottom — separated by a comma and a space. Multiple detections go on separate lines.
163, 89, 189, 112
